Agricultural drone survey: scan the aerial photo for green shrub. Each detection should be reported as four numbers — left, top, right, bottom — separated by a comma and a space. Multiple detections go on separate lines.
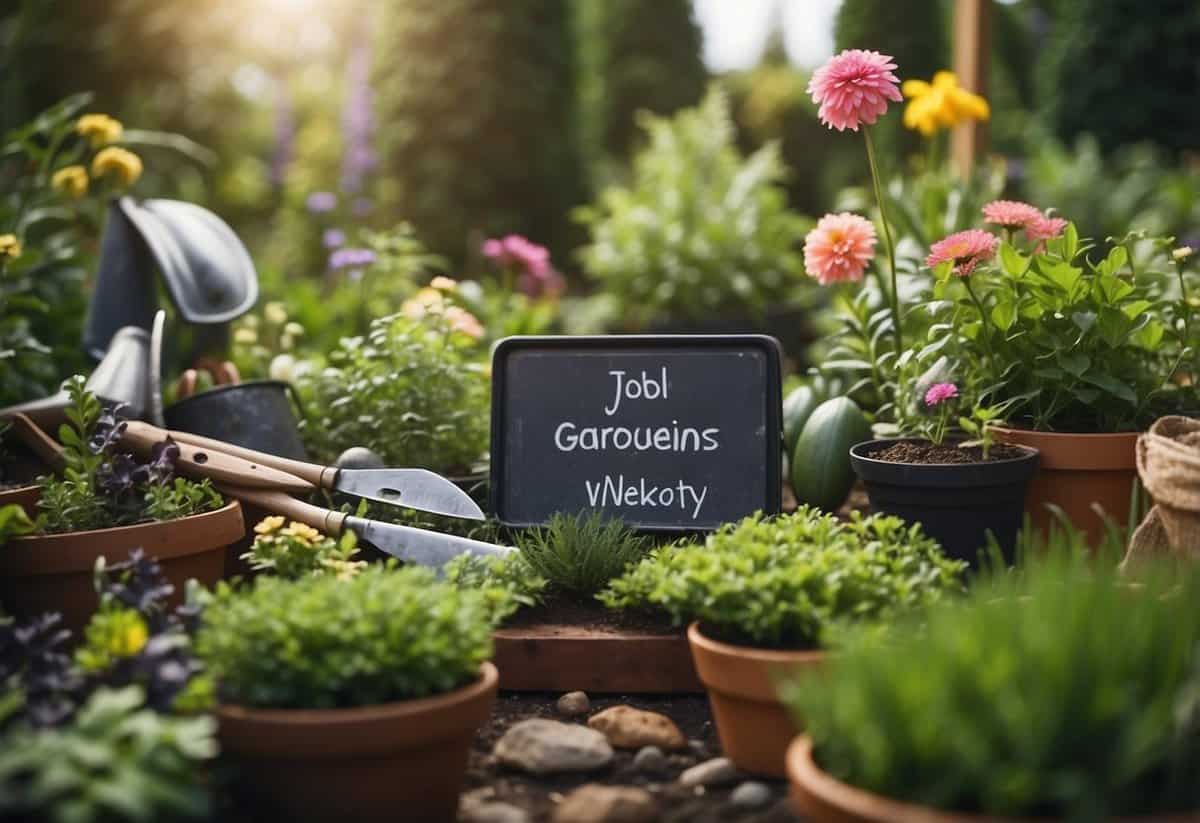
443, 551, 547, 623
518, 511, 651, 600
297, 310, 489, 474
0, 686, 216, 823
575, 87, 812, 328
600, 507, 965, 648
196, 565, 496, 709
782, 555, 1200, 818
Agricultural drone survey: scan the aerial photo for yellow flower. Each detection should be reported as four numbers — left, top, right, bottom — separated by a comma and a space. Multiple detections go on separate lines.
0, 234, 21, 260
233, 328, 258, 345
430, 276, 458, 292
902, 71, 990, 137
254, 515, 286, 535
401, 287, 445, 320
283, 521, 322, 543
114, 616, 149, 657
76, 113, 124, 148
91, 146, 143, 188
51, 165, 89, 199
264, 301, 288, 326
1173, 247, 1194, 262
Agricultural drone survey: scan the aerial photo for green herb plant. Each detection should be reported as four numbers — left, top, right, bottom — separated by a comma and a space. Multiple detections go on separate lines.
240, 516, 364, 580
443, 551, 547, 624
518, 511, 651, 600
782, 551, 1200, 819
601, 507, 965, 648
575, 86, 812, 328
196, 565, 497, 709
0, 504, 35, 546
298, 310, 489, 475
0, 686, 216, 823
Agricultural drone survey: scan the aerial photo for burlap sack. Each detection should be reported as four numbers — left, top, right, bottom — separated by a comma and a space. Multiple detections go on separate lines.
1125, 416, 1200, 564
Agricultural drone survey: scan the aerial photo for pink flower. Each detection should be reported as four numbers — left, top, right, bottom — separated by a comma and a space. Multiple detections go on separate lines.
803, 212, 877, 286
926, 229, 999, 277
482, 234, 552, 277
924, 382, 959, 407
807, 50, 903, 132
982, 200, 1042, 228
1025, 215, 1069, 244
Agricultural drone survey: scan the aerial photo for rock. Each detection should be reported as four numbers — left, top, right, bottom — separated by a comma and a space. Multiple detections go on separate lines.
494, 718, 613, 775
552, 785, 657, 823
556, 690, 591, 717
678, 757, 740, 788
587, 705, 687, 751
729, 781, 773, 809
631, 745, 668, 774
460, 801, 531, 823
333, 446, 385, 469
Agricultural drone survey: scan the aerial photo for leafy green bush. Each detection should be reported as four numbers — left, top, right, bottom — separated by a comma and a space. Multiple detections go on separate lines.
196, 565, 496, 709
443, 551, 547, 623
517, 511, 650, 600
0, 686, 215, 823
37, 376, 223, 534
575, 87, 812, 328
600, 507, 965, 648
298, 310, 489, 475
782, 555, 1200, 818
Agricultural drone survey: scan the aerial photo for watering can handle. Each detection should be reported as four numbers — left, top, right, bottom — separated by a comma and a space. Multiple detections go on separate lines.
163, 427, 337, 489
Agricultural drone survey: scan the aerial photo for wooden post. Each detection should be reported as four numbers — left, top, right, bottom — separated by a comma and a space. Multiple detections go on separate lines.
951, 0, 992, 178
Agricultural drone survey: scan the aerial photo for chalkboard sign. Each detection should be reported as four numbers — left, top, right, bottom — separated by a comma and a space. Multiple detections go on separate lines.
490, 336, 782, 531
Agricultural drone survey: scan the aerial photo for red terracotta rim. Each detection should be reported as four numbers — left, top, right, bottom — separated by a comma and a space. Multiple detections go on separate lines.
787, 736, 1196, 823
687, 622, 824, 667
0, 500, 244, 574
217, 662, 498, 756
993, 426, 1138, 471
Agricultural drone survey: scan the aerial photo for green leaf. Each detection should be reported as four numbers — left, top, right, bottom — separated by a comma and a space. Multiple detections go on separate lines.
1130, 320, 1164, 350
1080, 371, 1137, 405
999, 243, 1029, 277
991, 298, 1017, 332
1039, 260, 1083, 295
1072, 312, 1097, 333
1056, 351, 1090, 377
1096, 306, 1132, 347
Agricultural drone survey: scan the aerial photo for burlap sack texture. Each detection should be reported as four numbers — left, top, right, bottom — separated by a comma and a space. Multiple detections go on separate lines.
1125, 416, 1200, 565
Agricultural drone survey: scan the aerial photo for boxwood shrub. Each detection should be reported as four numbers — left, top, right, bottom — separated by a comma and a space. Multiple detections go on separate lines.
782, 555, 1200, 818
195, 566, 495, 709
600, 507, 965, 648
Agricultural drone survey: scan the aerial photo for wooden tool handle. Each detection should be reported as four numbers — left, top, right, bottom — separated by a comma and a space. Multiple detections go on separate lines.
7, 413, 66, 473
163, 429, 335, 489
213, 484, 348, 536
122, 420, 316, 495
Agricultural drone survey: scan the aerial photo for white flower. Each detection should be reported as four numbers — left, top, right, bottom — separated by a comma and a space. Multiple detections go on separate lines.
264, 301, 288, 326
269, 353, 297, 382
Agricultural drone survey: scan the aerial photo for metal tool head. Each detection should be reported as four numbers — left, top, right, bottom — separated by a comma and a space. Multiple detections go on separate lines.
336, 468, 486, 520
346, 517, 512, 567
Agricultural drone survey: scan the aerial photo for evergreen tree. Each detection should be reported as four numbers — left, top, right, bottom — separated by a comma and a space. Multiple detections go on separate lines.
1039, 0, 1200, 154
373, 0, 584, 261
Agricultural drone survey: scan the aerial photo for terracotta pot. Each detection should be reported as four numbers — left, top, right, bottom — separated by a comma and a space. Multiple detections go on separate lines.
994, 427, 1139, 546
0, 501, 243, 633
687, 622, 822, 777
0, 483, 40, 518
787, 735, 1196, 823
217, 662, 499, 823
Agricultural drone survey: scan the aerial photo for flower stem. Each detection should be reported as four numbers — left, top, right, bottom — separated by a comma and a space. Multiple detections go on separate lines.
864, 128, 902, 354
964, 276, 997, 376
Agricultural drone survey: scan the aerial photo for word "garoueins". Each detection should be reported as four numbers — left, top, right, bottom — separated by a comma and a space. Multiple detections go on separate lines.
554, 421, 720, 453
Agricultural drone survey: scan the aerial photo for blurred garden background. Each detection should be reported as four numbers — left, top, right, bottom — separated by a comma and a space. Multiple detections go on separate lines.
2, 0, 1198, 422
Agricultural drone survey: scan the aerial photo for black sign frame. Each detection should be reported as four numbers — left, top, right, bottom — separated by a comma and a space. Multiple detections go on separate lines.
489, 334, 783, 531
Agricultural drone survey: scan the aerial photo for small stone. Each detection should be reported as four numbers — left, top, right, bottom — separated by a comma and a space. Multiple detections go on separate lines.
494, 718, 614, 775
631, 745, 668, 774
587, 705, 687, 751
552, 785, 657, 823
729, 781, 773, 809
459, 801, 531, 823
556, 690, 591, 717
678, 757, 740, 788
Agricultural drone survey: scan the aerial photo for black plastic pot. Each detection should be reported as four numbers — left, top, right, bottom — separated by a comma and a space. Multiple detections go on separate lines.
164, 380, 307, 460
849, 439, 1039, 566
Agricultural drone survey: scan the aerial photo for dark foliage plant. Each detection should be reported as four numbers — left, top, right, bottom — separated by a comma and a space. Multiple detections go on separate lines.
600, 507, 965, 648
0, 612, 83, 731
782, 552, 1200, 819
196, 565, 496, 710
517, 511, 651, 600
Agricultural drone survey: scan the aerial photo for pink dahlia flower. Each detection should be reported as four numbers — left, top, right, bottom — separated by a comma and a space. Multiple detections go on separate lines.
1025, 215, 1069, 244
924, 382, 959, 407
926, 229, 999, 276
807, 50, 903, 132
982, 200, 1042, 228
804, 212, 877, 285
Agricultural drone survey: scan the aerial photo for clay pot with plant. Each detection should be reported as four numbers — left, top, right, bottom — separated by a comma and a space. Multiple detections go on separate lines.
781, 539, 1200, 822
917, 216, 1193, 545
599, 507, 966, 777
0, 377, 241, 632
196, 565, 500, 823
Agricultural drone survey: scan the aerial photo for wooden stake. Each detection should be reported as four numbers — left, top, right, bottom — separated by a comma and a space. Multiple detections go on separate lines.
952, 0, 992, 178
